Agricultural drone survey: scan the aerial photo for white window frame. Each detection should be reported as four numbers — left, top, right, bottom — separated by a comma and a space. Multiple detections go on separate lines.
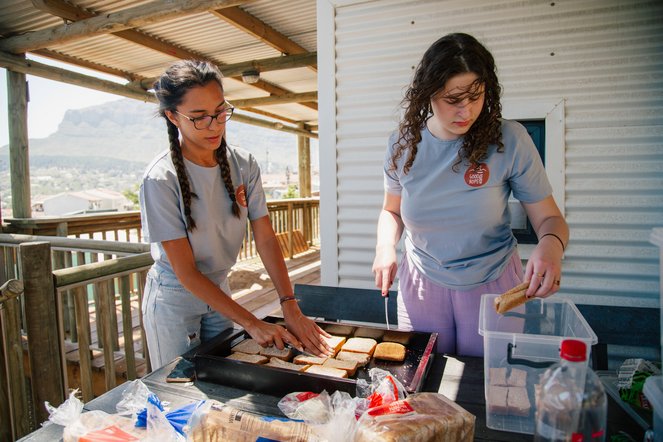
502, 98, 566, 258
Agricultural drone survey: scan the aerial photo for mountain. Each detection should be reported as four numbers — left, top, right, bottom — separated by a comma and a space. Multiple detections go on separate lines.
0, 99, 318, 207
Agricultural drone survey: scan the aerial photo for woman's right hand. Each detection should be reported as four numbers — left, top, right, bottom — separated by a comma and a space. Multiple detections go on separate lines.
372, 245, 398, 296
244, 319, 302, 351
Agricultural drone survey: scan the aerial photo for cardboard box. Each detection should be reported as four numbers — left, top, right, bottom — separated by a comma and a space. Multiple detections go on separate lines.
479, 294, 597, 434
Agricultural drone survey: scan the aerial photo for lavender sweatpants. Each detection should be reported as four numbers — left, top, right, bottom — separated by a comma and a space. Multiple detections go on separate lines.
396, 251, 523, 357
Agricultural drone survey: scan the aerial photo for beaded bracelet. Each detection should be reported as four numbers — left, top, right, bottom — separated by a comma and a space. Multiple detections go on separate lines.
540, 233, 566, 251
279, 296, 298, 305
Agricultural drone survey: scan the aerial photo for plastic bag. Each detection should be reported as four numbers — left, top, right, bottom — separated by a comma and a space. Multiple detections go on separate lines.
188, 400, 315, 441
278, 390, 357, 442
43, 383, 187, 441
617, 358, 661, 409
355, 368, 408, 417
44, 389, 84, 427
135, 393, 204, 436
355, 392, 476, 442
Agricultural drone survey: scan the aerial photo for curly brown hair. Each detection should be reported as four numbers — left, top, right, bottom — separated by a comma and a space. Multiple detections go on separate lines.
154, 60, 240, 231
391, 33, 503, 174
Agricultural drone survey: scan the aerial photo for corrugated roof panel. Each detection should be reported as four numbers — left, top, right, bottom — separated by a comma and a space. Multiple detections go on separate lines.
0, 0, 62, 36
243, 0, 317, 51
325, 0, 663, 307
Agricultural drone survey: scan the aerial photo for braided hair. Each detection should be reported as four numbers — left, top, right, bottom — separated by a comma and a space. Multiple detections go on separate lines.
391, 33, 503, 174
154, 60, 240, 231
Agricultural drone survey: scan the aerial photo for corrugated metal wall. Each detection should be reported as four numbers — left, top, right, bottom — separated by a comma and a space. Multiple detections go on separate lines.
319, 0, 663, 308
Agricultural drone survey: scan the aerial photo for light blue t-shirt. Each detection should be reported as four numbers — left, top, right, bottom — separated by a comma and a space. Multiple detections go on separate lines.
384, 119, 552, 289
139, 146, 268, 286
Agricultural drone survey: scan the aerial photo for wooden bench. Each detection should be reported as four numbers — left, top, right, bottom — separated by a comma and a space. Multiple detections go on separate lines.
576, 304, 660, 370
294, 283, 397, 324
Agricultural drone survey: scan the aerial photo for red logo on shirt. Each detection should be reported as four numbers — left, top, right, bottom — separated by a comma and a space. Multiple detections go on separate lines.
464, 163, 490, 187
236, 185, 248, 207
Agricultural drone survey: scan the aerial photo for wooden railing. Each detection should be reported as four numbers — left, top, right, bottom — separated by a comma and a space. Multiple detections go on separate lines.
0, 198, 319, 440
3, 197, 320, 260
0, 234, 151, 441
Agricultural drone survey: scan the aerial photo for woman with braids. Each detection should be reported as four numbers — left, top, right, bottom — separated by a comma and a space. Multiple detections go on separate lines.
372, 33, 568, 356
140, 60, 330, 369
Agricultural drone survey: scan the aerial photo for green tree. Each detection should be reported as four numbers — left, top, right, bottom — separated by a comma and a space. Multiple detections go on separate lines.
123, 185, 140, 209
283, 184, 299, 199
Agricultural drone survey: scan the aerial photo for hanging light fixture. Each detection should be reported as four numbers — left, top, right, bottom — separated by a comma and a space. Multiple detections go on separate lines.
241, 69, 260, 84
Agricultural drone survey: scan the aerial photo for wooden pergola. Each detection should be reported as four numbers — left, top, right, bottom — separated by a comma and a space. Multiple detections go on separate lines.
0, 0, 318, 219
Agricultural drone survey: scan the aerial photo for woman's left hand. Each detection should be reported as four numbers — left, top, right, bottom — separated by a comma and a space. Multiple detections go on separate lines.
521, 196, 569, 299
524, 238, 563, 298
282, 302, 333, 356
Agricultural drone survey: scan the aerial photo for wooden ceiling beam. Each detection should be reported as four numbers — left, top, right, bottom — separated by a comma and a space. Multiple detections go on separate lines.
32, 48, 141, 82
230, 91, 317, 107
212, 6, 309, 57
31, 0, 209, 62
0, 0, 254, 54
0, 50, 153, 102
133, 52, 317, 89
232, 112, 317, 139
0, 50, 317, 139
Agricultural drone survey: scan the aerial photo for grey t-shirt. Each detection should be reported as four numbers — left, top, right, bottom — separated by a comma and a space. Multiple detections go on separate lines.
140, 146, 268, 285
384, 119, 552, 289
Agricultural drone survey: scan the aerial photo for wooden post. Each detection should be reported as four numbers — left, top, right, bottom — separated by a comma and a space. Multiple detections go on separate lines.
0, 279, 30, 440
7, 65, 32, 218
138, 270, 151, 373
287, 201, 294, 259
297, 123, 311, 198
96, 281, 117, 391
72, 286, 94, 402
120, 275, 136, 380
19, 241, 64, 423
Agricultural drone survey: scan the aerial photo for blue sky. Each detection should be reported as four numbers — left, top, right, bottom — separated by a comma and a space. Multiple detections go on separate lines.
0, 56, 123, 147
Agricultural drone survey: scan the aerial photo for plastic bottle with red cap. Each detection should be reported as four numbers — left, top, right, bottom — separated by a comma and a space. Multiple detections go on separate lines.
534, 339, 607, 441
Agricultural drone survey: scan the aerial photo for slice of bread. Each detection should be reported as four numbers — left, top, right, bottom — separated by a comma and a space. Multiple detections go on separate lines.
323, 335, 347, 356
322, 358, 359, 376
382, 330, 413, 345
373, 342, 406, 362
336, 351, 370, 367
293, 355, 328, 365
487, 386, 509, 415
494, 282, 531, 314
226, 352, 268, 365
231, 338, 262, 355
489, 367, 508, 386
259, 346, 293, 361
305, 365, 348, 378
507, 387, 531, 417
341, 337, 377, 355
324, 324, 355, 336
265, 357, 309, 372
507, 368, 528, 388
353, 327, 384, 340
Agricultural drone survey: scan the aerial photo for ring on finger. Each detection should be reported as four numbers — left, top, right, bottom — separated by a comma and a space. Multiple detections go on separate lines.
535, 272, 544, 278
554, 279, 561, 286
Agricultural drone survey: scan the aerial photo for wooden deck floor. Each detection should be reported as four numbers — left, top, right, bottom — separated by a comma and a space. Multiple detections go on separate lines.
62, 247, 321, 395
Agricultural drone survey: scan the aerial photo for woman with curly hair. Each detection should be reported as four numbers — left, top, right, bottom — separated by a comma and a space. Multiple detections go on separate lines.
372, 33, 568, 356
140, 60, 330, 369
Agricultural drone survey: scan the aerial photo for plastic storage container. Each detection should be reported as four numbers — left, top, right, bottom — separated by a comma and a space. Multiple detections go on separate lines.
644, 375, 662, 442
479, 294, 598, 434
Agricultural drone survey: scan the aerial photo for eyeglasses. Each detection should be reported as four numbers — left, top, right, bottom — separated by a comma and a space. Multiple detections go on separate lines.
175, 102, 234, 129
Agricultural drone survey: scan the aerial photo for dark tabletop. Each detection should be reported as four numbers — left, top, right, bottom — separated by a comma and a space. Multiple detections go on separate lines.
19, 352, 649, 441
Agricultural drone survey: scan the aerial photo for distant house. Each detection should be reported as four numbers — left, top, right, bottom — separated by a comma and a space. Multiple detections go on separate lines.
42, 189, 131, 216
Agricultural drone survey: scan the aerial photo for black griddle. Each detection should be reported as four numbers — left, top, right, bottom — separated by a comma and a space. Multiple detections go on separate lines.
185, 318, 437, 397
